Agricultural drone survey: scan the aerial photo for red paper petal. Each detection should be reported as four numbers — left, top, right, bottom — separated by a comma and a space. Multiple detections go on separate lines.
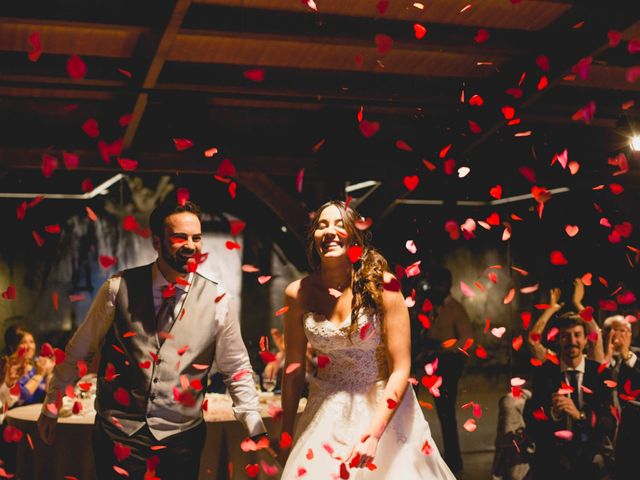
295, 168, 305, 193
79, 178, 93, 193
122, 215, 139, 231
119, 113, 132, 127
2, 285, 16, 300
468, 95, 484, 107
347, 245, 364, 263
114, 442, 131, 462
359, 120, 380, 138
489, 185, 502, 199
608, 30, 622, 48
243, 69, 265, 82
374, 33, 393, 55
225, 240, 241, 250
468, 120, 482, 133
63, 151, 79, 170
32, 230, 45, 247
173, 138, 194, 151
99, 255, 117, 269
82, 118, 99, 138
549, 250, 568, 265
176, 187, 190, 206
117, 68, 132, 78
403, 175, 419, 191
396, 139, 413, 152
230, 220, 246, 236
66, 55, 87, 80
117, 158, 138, 171
317, 355, 330, 368
113, 387, 130, 406
501, 106, 515, 120
217, 158, 237, 177
41, 154, 58, 178
376, 0, 389, 15
474, 28, 490, 43
28, 32, 42, 62
414, 24, 427, 39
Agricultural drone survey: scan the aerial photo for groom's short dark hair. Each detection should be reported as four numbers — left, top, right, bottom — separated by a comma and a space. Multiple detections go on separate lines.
150, 200, 202, 239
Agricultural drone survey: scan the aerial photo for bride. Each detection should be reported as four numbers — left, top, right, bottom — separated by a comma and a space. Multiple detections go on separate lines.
279, 201, 455, 478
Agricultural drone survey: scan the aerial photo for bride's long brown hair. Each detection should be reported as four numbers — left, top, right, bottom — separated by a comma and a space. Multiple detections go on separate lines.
306, 201, 389, 334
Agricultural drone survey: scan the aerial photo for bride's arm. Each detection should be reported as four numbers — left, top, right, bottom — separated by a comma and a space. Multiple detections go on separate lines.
280, 281, 308, 459
347, 272, 411, 468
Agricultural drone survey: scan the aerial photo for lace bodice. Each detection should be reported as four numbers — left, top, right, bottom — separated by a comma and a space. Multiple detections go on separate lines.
303, 311, 389, 392
282, 314, 456, 479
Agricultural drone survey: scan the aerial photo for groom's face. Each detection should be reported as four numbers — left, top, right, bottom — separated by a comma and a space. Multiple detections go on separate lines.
153, 212, 202, 274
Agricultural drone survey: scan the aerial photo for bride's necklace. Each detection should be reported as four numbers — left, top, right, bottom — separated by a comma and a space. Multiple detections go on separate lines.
320, 270, 352, 292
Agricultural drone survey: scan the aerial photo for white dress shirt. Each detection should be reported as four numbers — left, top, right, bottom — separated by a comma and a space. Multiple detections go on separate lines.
560, 355, 586, 409
43, 262, 266, 438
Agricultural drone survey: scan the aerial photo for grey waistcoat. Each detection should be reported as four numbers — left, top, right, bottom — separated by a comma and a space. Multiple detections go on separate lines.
95, 264, 218, 440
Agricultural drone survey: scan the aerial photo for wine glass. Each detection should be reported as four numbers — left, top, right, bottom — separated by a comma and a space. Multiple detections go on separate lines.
262, 375, 276, 393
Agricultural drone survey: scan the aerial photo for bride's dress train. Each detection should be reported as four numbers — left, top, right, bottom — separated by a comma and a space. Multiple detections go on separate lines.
280, 312, 456, 479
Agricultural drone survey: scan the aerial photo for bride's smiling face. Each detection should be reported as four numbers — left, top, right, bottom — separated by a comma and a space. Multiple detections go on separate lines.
314, 205, 350, 260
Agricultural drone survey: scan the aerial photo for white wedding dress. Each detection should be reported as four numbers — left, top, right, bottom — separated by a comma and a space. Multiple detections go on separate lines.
281, 311, 456, 479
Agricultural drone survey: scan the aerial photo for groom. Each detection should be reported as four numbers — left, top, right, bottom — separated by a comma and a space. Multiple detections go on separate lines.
38, 199, 267, 478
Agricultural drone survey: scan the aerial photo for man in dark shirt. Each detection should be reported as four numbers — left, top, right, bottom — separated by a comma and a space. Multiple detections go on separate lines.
527, 314, 616, 478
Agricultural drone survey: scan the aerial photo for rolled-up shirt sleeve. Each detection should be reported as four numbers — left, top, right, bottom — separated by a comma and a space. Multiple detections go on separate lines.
41, 276, 120, 418
214, 293, 266, 437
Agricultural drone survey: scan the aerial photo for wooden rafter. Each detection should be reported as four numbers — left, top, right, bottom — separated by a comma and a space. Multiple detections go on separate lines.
122, 0, 193, 151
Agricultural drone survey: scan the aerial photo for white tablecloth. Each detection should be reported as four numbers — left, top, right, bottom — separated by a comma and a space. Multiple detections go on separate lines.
6, 393, 304, 479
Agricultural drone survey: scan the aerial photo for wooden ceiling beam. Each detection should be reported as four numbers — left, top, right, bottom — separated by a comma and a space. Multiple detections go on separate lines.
235, 172, 308, 245
0, 147, 315, 176
357, 1, 640, 223
122, 0, 193, 151
181, 4, 532, 54
191, 0, 572, 30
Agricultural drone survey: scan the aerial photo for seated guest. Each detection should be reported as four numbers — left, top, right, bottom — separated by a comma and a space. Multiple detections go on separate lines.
0, 353, 24, 420
1, 326, 54, 406
602, 315, 640, 378
526, 314, 616, 478
609, 315, 640, 479
491, 388, 534, 480
528, 280, 604, 363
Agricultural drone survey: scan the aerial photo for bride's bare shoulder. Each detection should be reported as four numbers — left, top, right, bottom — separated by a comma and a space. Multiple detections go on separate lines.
284, 274, 316, 303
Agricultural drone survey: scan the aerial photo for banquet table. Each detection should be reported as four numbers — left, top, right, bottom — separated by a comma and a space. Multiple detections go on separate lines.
6, 393, 304, 480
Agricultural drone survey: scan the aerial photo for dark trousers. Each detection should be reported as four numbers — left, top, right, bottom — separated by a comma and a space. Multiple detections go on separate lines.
431, 351, 465, 473
0, 423, 17, 474
92, 416, 206, 480
532, 443, 603, 480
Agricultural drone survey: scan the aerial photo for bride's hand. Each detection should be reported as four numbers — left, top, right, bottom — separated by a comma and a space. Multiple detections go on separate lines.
345, 434, 379, 469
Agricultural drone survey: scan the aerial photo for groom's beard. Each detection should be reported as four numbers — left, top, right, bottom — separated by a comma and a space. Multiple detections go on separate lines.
161, 242, 193, 274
